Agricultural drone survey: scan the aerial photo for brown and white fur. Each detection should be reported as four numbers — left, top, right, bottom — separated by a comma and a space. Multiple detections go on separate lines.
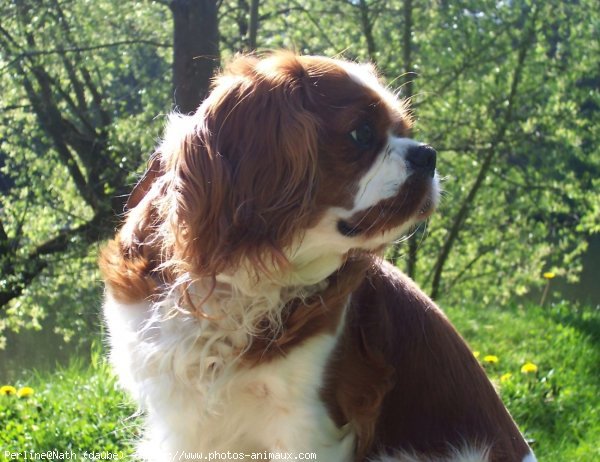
100, 52, 536, 462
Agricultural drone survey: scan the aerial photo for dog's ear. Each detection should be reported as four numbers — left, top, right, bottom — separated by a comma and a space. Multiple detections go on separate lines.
126, 153, 162, 211
165, 54, 320, 278
100, 154, 166, 303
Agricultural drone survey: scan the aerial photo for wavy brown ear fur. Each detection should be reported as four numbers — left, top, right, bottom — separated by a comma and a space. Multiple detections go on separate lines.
101, 53, 321, 301
165, 53, 320, 279
100, 155, 165, 303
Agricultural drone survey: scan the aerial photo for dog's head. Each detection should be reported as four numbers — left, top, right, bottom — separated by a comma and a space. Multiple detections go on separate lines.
105, 52, 439, 298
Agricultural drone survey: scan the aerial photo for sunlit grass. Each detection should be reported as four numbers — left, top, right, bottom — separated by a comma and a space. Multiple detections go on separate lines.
0, 350, 137, 456
445, 301, 600, 461
1, 302, 598, 460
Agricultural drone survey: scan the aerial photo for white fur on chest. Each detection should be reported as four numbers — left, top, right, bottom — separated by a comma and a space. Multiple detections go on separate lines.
104, 292, 354, 461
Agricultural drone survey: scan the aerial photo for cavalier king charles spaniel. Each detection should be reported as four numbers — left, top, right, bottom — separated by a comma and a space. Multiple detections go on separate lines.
100, 52, 536, 462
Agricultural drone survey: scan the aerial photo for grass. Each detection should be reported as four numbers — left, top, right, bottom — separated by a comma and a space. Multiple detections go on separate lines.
1, 301, 598, 460
445, 301, 600, 461
0, 350, 137, 457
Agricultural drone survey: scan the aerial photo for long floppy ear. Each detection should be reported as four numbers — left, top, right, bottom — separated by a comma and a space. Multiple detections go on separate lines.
166, 54, 320, 278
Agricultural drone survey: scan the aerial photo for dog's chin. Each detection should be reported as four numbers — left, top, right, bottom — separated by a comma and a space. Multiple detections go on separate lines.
337, 178, 440, 242
336, 219, 364, 238
415, 192, 437, 219
417, 176, 441, 222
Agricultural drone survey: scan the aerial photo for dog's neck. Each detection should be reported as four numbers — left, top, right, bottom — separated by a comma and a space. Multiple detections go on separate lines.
242, 251, 374, 364
166, 249, 374, 365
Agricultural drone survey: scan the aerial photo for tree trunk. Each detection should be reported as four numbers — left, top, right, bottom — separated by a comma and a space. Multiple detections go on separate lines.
248, 0, 260, 50
430, 8, 538, 299
402, 0, 419, 281
170, 0, 220, 114
358, 0, 376, 62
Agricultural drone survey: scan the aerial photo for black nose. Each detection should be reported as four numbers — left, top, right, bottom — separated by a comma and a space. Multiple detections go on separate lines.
406, 145, 437, 177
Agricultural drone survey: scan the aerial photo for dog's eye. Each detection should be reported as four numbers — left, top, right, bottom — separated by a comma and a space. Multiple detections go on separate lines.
350, 123, 375, 149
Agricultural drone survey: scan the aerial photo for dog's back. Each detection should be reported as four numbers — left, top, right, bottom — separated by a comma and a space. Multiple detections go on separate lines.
324, 260, 534, 461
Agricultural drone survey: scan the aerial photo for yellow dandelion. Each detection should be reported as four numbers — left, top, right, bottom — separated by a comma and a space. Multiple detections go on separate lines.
500, 373, 513, 383
473, 351, 480, 359
17, 387, 34, 398
0, 385, 17, 396
543, 272, 556, 280
521, 362, 538, 374
483, 355, 499, 364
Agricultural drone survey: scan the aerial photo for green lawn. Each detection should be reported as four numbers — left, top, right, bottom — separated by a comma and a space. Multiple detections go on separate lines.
0, 351, 137, 458
1, 302, 598, 460
445, 301, 600, 461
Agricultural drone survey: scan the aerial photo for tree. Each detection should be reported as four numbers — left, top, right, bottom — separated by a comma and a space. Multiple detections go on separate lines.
171, 0, 220, 113
1, 0, 598, 345
0, 0, 221, 338
415, 0, 598, 302
218, 0, 598, 303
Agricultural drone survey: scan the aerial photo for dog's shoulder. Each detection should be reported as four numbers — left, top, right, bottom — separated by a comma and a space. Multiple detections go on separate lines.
349, 259, 458, 357
329, 259, 532, 460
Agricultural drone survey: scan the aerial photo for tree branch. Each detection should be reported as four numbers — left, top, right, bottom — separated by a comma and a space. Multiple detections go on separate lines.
288, 0, 337, 50
430, 7, 539, 299
358, 0, 376, 62
437, 246, 494, 292
0, 213, 111, 309
401, 0, 420, 280
49, 0, 113, 197
15, 60, 100, 211
12, 39, 171, 58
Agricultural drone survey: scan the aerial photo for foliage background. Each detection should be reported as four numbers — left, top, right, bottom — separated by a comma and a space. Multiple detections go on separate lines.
0, 0, 598, 458
1, 0, 598, 344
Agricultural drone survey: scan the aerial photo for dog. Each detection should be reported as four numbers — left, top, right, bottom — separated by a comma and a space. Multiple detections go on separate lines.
100, 52, 536, 462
